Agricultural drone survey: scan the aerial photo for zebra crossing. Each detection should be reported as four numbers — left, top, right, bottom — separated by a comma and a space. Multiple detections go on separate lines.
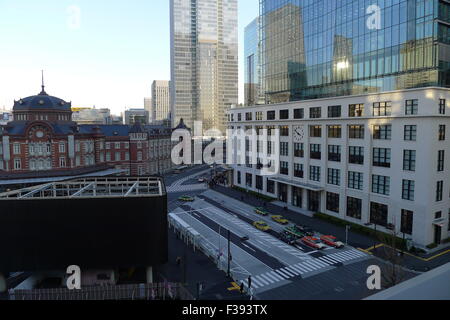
248, 249, 368, 290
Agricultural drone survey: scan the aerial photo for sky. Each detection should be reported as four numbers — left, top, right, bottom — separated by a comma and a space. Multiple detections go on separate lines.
0, 0, 259, 114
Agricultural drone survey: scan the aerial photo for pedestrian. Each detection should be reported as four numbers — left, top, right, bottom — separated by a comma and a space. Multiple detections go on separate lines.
176, 257, 182, 266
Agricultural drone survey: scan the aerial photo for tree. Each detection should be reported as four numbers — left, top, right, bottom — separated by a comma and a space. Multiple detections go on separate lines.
378, 219, 407, 288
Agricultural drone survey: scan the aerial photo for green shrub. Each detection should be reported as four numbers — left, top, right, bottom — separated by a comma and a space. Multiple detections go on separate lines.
426, 243, 438, 249
443, 237, 450, 244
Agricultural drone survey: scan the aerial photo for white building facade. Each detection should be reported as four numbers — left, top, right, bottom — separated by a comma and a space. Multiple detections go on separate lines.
151, 80, 171, 122
228, 87, 450, 248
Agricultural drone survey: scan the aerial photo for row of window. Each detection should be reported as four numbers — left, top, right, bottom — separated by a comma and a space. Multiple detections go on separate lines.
232, 99, 447, 122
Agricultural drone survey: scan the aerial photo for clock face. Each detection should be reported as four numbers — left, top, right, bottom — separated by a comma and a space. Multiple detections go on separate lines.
293, 125, 305, 142
36, 131, 44, 138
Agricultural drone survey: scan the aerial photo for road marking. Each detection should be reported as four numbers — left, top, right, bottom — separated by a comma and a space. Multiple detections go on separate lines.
228, 282, 241, 291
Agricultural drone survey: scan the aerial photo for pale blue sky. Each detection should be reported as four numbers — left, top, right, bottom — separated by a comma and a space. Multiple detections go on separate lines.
0, 0, 259, 114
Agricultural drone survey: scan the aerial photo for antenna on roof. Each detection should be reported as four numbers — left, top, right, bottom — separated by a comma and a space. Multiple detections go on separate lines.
40, 70, 47, 95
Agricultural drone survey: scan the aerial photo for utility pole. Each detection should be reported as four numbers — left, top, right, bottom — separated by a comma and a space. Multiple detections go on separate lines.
345, 225, 351, 245
227, 229, 231, 277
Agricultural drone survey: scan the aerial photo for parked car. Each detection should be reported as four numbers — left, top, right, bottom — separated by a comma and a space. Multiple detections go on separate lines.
271, 215, 289, 225
279, 232, 296, 245
320, 235, 345, 248
297, 225, 314, 237
253, 221, 271, 232
301, 236, 326, 250
284, 225, 306, 238
240, 235, 250, 241
254, 207, 269, 216
198, 177, 206, 183
178, 195, 195, 202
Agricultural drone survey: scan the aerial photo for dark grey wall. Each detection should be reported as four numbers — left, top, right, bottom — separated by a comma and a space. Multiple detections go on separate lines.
0, 195, 168, 273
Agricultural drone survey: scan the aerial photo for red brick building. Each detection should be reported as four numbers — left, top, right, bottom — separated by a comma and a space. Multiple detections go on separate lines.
0, 86, 174, 179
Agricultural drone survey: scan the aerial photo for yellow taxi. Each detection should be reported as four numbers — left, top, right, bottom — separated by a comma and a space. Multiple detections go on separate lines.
253, 221, 271, 232
271, 215, 289, 225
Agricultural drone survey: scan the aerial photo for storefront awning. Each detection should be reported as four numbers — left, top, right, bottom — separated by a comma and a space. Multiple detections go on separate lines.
269, 176, 324, 192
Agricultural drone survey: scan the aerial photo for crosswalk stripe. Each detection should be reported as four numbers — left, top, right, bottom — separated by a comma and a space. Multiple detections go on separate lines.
320, 256, 339, 264
285, 266, 302, 275
281, 268, 297, 277
289, 264, 306, 274
251, 277, 264, 287
266, 272, 283, 282
298, 263, 316, 272
307, 259, 329, 268
293, 264, 311, 273
254, 276, 270, 286
258, 273, 276, 284
275, 270, 291, 279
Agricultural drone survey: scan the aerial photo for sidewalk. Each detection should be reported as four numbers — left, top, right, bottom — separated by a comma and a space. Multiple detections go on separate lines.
211, 185, 450, 272
155, 227, 249, 300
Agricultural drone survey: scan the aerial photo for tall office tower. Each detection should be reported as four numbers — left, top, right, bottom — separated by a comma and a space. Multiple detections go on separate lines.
151, 80, 171, 122
144, 98, 152, 122
259, 0, 450, 103
244, 18, 264, 106
170, 0, 238, 134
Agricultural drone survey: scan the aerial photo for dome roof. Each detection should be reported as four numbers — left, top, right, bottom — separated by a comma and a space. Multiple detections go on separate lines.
13, 88, 72, 112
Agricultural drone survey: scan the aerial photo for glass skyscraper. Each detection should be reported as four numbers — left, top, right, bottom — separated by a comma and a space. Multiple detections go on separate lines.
170, 0, 238, 134
258, 0, 450, 104
244, 18, 264, 106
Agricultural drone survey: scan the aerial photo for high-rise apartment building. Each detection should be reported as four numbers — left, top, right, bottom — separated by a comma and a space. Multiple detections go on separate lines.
170, 0, 238, 134
151, 80, 171, 122
256, 0, 450, 104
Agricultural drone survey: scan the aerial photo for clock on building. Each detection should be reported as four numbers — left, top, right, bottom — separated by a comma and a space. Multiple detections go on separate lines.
293, 125, 305, 142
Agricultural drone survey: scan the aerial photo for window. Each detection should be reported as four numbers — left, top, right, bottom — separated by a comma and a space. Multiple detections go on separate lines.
403, 150, 416, 171
279, 110, 289, 120
328, 125, 342, 138
280, 142, 289, 157
294, 108, 304, 119
59, 142, 66, 153
439, 125, 446, 141
349, 146, 364, 165
328, 105, 341, 118
328, 168, 340, 186
14, 158, 21, 170
401, 210, 414, 235
309, 166, 321, 182
117, 152, 123, 161
402, 180, 415, 201
294, 143, 304, 158
349, 125, 365, 139
348, 171, 363, 190
256, 176, 263, 191
280, 126, 289, 136
404, 125, 417, 141
372, 175, 390, 196
326, 193, 340, 213
294, 163, 304, 178
13, 143, 20, 155
246, 173, 252, 187
237, 113, 242, 121
114, 142, 120, 149
438, 150, 445, 172
373, 102, 392, 116
328, 145, 341, 162
125, 142, 130, 149
125, 152, 130, 161
280, 161, 289, 175
267, 111, 275, 120
255, 112, 263, 121
237, 171, 241, 184
267, 141, 273, 155
310, 144, 321, 160
373, 125, 392, 140
435, 211, 442, 219
349, 104, 364, 117
309, 125, 322, 138
405, 99, 418, 115
106, 152, 111, 161
105, 142, 111, 150
245, 112, 253, 121
59, 157, 66, 168
373, 148, 391, 168
439, 99, 446, 115
436, 181, 444, 202
370, 202, 388, 227
267, 179, 275, 194
347, 197, 362, 219
310, 107, 321, 119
